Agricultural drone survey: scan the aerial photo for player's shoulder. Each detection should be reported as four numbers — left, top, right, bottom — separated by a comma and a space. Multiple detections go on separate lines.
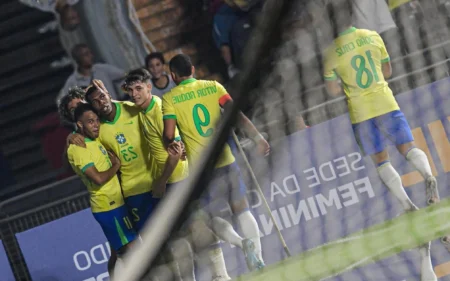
68, 144, 88, 157
117, 101, 141, 115
357, 28, 381, 38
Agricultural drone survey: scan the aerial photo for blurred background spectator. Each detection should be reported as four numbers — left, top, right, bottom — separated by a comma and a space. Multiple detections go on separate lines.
57, 43, 125, 103
145, 52, 177, 97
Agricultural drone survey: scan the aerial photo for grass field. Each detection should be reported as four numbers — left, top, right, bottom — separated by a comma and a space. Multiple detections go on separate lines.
235, 198, 450, 281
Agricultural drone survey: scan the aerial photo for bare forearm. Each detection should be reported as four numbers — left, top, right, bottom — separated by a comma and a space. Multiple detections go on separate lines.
158, 155, 180, 184
89, 163, 120, 185
237, 112, 261, 138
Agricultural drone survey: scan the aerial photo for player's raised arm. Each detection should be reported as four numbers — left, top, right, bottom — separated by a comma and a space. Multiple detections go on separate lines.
162, 92, 178, 146
218, 85, 270, 156
83, 151, 121, 186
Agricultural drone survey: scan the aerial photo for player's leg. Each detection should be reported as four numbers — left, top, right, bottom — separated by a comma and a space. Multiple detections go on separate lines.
225, 163, 264, 270
124, 192, 155, 232
92, 205, 139, 276
353, 116, 417, 211
384, 110, 439, 205
188, 212, 231, 280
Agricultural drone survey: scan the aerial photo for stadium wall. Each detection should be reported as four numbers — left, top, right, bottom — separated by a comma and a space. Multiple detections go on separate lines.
2, 77, 450, 280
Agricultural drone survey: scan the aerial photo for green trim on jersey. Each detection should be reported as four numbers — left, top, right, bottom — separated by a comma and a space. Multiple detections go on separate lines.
81, 162, 94, 173
103, 103, 122, 125
144, 96, 156, 114
114, 217, 129, 246
179, 78, 197, 85
339, 26, 357, 36
174, 136, 181, 141
163, 114, 177, 120
84, 138, 94, 143
381, 57, 391, 63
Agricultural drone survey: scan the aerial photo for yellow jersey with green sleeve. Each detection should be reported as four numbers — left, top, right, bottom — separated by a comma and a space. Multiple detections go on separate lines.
98, 101, 158, 197
67, 138, 124, 213
323, 27, 399, 124
139, 96, 189, 183
162, 78, 235, 168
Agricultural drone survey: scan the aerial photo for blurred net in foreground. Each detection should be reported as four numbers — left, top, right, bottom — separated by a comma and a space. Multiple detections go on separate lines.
116, 0, 450, 281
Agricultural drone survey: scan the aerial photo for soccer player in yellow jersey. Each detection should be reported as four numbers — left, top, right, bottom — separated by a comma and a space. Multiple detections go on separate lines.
67, 103, 137, 276
162, 54, 270, 275
323, 1, 437, 280
121, 68, 187, 196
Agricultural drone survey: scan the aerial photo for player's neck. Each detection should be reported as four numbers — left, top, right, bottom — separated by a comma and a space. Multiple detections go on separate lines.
141, 94, 153, 110
338, 25, 353, 35
179, 75, 194, 84
104, 104, 116, 122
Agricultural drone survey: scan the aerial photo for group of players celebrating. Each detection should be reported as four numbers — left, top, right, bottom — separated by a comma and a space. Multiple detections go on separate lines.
59, 54, 270, 280
59, 0, 442, 280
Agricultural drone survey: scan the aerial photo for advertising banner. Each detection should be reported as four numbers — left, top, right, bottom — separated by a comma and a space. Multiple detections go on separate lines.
0, 240, 15, 281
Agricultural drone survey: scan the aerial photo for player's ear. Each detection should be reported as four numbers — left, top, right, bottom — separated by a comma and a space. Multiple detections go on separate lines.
147, 81, 152, 92
76, 121, 83, 130
191, 66, 195, 76
170, 72, 177, 81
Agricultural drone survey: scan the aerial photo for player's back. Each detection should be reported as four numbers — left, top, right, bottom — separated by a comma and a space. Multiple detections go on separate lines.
68, 139, 124, 213
324, 27, 399, 123
162, 78, 235, 168
98, 101, 157, 197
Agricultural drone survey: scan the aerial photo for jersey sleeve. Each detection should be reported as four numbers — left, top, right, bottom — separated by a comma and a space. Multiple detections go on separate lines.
68, 146, 95, 173
323, 48, 338, 81
162, 93, 176, 120
216, 82, 233, 107
372, 33, 390, 63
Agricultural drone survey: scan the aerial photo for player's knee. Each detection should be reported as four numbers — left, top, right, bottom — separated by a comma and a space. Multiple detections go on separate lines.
371, 149, 390, 165
169, 238, 194, 260
189, 220, 218, 250
230, 197, 249, 214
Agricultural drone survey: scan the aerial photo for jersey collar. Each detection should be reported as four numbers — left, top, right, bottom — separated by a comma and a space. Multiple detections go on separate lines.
339, 26, 356, 36
179, 77, 197, 85
102, 102, 121, 125
85, 137, 94, 142
144, 96, 156, 114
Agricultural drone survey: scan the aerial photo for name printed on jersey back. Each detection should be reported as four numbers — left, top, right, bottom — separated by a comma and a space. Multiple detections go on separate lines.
336, 35, 374, 57
172, 82, 218, 104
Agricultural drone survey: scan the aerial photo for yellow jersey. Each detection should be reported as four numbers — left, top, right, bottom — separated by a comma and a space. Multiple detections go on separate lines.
162, 78, 235, 168
323, 27, 399, 124
68, 138, 124, 213
98, 101, 157, 197
139, 96, 189, 183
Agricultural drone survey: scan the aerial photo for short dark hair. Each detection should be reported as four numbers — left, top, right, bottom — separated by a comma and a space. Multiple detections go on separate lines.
145, 52, 165, 69
60, 5, 79, 31
327, 0, 353, 37
71, 43, 89, 65
74, 103, 96, 123
122, 68, 151, 91
169, 54, 193, 77
58, 87, 85, 124
84, 85, 99, 102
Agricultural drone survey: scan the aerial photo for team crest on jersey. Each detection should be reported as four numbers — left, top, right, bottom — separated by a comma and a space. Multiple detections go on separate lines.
99, 145, 107, 155
115, 133, 127, 145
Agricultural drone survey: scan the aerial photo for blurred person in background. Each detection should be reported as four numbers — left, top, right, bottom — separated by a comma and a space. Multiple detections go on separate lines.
20, 0, 86, 68
57, 44, 125, 105
145, 52, 177, 98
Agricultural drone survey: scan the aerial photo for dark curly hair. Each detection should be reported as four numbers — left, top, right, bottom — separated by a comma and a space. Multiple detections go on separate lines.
58, 87, 85, 125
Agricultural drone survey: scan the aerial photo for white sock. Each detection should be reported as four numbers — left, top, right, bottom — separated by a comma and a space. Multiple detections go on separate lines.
212, 217, 243, 248
170, 239, 196, 281
406, 148, 433, 179
208, 245, 230, 278
419, 243, 437, 281
237, 210, 263, 262
378, 162, 415, 211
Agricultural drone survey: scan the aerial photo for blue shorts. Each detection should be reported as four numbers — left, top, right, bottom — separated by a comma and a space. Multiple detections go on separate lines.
352, 110, 414, 155
92, 205, 137, 251
201, 162, 247, 213
125, 192, 155, 232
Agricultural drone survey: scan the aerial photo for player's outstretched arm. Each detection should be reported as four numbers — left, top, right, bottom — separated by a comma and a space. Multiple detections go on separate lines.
84, 151, 121, 186
163, 119, 177, 146
221, 99, 270, 156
